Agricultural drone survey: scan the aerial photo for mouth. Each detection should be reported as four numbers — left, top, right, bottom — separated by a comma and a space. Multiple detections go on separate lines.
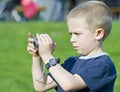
73, 45, 78, 50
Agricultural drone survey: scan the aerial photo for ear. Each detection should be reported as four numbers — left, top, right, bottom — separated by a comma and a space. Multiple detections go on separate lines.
95, 28, 104, 40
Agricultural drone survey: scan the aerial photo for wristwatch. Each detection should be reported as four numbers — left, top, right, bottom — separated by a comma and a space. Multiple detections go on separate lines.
45, 58, 60, 70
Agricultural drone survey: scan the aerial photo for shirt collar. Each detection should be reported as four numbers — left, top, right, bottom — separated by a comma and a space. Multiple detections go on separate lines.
79, 52, 108, 59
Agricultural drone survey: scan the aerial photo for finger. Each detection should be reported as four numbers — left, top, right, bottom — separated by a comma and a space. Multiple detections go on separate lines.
39, 34, 46, 43
52, 41, 56, 51
28, 42, 34, 48
28, 32, 34, 43
27, 48, 37, 55
36, 33, 39, 40
53, 42, 56, 47
45, 34, 53, 44
27, 46, 37, 53
40, 34, 53, 45
37, 34, 53, 44
37, 33, 42, 44
28, 32, 32, 38
29, 47, 37, 53
39, 34, 47, 43
28, 37, 34, 43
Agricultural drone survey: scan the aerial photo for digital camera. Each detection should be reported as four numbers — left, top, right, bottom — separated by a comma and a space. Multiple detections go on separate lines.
33, 37, 38, 50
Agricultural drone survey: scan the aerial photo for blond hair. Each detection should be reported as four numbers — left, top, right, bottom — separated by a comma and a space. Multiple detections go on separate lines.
66, 1, 112, 40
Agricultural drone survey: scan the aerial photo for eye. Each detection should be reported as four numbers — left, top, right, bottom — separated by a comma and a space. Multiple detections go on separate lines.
69, 32, 82, 36
74, 32, 81, 35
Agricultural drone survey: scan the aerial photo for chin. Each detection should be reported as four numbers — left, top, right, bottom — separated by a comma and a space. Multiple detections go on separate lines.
77, 51, 86, 56
77, 51, 82, 55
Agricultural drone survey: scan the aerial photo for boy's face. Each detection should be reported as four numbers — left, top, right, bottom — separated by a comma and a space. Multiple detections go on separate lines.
67, 18, 98, 56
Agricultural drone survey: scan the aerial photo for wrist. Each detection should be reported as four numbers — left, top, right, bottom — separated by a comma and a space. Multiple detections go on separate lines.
32, 55, 40, 58
41, 54, 54, 64
32, 55, 41, 61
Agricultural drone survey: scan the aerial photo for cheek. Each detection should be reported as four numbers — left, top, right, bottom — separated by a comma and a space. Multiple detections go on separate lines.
79, 33, 95, 45
78, 36, 91, 45
77, 36, 94, 50
79, 41, 90, 49
77, 41, 92, 55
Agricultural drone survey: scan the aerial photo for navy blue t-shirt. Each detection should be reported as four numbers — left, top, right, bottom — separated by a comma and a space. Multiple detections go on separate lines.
50, 53, 116, 92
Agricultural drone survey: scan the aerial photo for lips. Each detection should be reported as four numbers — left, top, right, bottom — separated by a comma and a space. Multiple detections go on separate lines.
73, 45, 78, 49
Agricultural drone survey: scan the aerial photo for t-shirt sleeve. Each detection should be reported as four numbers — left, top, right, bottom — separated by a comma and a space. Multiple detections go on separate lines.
76, 60, 116, 91
61, 56, 78, 72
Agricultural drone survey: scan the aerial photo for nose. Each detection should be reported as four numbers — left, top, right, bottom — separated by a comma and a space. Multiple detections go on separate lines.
70, 34, 76, 43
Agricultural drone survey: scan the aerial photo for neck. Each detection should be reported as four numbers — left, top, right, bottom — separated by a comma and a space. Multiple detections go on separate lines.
89, 47, 103, 56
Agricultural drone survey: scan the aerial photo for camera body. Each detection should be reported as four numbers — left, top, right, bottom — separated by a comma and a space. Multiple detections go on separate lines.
33, 37, 39, 50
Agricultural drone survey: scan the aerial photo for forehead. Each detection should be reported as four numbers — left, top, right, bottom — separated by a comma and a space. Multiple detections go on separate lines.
67, 17, 86, 26
67, 18, 89, 32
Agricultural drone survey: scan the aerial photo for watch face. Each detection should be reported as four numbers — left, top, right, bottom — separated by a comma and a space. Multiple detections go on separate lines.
50, 59, 56, 65
46, 58, 60, 70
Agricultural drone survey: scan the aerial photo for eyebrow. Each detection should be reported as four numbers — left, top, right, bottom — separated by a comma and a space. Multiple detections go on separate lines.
69, 30, 81, 34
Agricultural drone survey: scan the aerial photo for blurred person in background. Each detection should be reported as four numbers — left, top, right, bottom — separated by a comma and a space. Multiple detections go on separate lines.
103, 0, 120, 19
3, 0, 20, 13
0, 0, 39, 21
0, 0, 21, 21
20, 0, 39, 19
39, 0, 65, 21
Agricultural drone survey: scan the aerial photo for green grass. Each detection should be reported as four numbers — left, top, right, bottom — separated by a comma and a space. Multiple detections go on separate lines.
0, 21, 119, 92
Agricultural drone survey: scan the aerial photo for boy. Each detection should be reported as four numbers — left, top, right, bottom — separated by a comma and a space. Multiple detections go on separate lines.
27, 1, 116, 92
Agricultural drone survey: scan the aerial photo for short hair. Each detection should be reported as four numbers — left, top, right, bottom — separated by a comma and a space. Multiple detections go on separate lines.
66, 1, 112, 40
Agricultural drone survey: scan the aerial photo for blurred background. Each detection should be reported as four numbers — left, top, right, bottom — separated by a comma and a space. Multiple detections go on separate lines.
0, 0, 120, 92
0, 0, 120, 22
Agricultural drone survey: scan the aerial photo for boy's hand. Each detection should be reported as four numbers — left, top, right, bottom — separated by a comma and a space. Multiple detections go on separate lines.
37, 33, 56, 62
27, 33, 39, 57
